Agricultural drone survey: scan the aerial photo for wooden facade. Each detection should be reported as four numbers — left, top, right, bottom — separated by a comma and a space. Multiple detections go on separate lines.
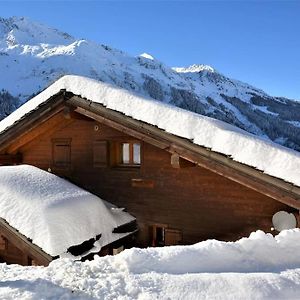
0, 91, 300, 256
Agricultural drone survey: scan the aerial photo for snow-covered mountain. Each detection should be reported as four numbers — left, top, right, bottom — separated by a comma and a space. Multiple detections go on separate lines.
1, 16, 299, 150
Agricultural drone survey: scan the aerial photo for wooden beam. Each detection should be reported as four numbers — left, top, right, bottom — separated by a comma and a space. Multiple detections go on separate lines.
63, 106, 72, 119
171, 153, 195, 168
171, 153, 180, 169
62, 106, 91, 121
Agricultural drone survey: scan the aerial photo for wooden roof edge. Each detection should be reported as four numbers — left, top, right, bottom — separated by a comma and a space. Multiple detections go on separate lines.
0, 218, 53, 263
68, 95, 300, 209
0, 91, 66, 153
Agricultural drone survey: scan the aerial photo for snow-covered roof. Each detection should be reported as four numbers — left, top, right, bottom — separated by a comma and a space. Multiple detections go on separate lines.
0, 164, 135, 257
0, 75, 300, 187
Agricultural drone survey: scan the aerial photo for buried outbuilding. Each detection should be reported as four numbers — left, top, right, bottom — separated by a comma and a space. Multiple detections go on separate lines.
0, 75, 299, 253
0, 164, 136, 266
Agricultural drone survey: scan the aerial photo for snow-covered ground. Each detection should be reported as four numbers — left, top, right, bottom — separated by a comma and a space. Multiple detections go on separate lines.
1, 230, 300, 299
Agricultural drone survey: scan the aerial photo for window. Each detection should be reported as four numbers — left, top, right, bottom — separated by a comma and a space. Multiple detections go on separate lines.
52, 138, 71, 169
110, 140, 142, 167
151, 224, 167, 247
119, 142, 141, 166
151, 225, 182, 247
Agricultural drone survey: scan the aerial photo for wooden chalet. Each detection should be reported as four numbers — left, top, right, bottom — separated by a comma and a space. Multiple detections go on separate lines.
0, 75, 299, 260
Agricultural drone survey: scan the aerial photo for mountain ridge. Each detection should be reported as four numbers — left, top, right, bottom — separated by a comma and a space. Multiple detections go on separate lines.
0, 16, 299, 151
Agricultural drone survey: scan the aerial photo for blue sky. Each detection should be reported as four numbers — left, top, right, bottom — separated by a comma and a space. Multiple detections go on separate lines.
1, 0, 300, 100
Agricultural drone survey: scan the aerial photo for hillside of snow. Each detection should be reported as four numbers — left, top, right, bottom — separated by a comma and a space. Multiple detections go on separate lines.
1, 230, 300, 299
0, 16, 300, 150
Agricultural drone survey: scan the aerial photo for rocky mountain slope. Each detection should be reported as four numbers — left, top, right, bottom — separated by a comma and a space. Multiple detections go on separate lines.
0, 16, 299, 150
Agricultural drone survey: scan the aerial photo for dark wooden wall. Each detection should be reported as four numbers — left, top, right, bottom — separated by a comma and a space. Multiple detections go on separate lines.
10, 111, 297, 247
0, 234, 27, 265
0, 230, 50, 266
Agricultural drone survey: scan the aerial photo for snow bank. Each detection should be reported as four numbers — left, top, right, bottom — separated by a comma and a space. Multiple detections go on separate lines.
116, 229, 300, 274
0, 165, 135, 257
1, 230, 300, 299
0, 75, 300, 187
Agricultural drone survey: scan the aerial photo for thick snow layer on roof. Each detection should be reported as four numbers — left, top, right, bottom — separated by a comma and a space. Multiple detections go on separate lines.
0, 75, 300, 187
0, 165, 135, 257
1, 229, 300, 299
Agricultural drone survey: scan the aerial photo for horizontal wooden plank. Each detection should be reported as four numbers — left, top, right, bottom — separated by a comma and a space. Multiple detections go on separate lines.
131, 178, 155, 188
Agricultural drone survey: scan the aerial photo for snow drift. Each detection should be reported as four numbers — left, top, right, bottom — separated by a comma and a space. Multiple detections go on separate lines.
0, 75, 299, 187
116, 229, 300, 274
0, 165, 135, 257
1, 230, 300, 299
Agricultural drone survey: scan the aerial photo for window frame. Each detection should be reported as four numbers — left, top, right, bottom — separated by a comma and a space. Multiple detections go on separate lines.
115, 140, 142, 167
